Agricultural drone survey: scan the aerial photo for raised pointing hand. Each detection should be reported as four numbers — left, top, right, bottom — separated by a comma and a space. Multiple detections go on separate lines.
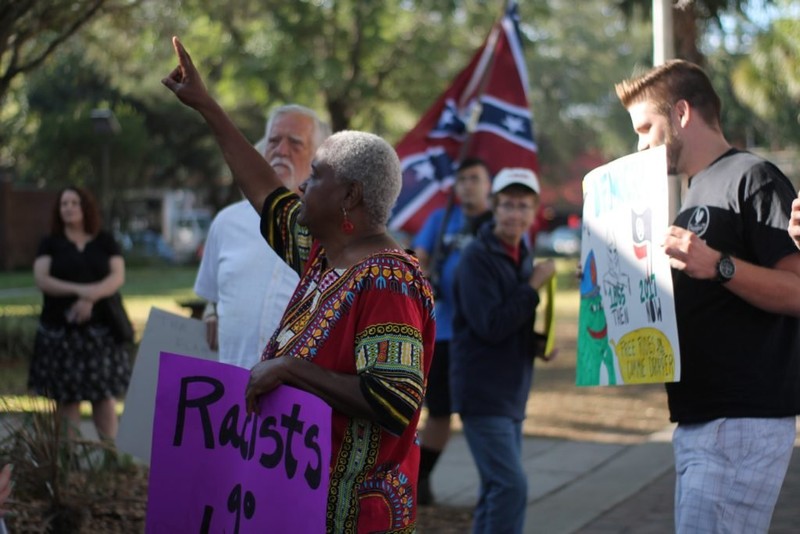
161, 36, 210, 109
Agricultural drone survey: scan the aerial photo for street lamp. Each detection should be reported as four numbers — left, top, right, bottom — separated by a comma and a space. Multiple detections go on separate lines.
90, 108, 122, 226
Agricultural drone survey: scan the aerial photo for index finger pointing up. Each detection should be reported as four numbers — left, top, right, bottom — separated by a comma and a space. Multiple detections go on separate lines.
172, 36, 191, 66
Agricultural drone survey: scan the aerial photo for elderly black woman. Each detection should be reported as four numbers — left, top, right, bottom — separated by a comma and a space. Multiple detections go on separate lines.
162, 37, 435, 532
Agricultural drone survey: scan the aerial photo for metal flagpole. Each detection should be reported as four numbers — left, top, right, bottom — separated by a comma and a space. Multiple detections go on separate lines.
426, 2, 509, 292
652, 0, 681, 222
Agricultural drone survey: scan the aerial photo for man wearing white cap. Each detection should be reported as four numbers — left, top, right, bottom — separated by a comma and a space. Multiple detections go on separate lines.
450, 167, 555, 533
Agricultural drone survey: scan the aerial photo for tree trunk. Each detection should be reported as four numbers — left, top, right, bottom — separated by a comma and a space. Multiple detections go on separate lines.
673, 4, 705, 65
326, 98, 352, 133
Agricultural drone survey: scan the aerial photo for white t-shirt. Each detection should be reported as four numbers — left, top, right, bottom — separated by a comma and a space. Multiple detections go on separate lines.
194, 200, 299, 368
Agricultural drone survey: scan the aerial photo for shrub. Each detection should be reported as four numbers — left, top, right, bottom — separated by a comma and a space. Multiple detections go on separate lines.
0, 400, 148, 533
0, 309, 38, 363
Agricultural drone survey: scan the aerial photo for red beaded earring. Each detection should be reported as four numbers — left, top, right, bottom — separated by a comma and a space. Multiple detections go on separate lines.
341, 207, 355, 234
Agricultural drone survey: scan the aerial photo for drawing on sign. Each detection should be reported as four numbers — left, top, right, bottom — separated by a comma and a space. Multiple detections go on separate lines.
577, 146, 681, 386
631, 207, 663, 324
602, 232, 631, 328
577, 250, 617, 386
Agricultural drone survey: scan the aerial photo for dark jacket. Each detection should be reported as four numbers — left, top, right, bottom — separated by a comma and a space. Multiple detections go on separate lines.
450, 222, 540, 421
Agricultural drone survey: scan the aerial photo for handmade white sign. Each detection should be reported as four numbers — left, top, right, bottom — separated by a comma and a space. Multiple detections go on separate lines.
577, 145, 681, 386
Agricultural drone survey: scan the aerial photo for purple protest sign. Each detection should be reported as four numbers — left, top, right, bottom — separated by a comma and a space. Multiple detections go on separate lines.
146, 352, 331, 533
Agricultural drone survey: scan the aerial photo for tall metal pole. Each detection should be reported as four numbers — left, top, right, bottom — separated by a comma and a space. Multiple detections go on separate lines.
653, 0, 680, 220
427, 12, 506, 290
653, 0, 675, 66
101, 140, 111, 226
91, 109, 121, 229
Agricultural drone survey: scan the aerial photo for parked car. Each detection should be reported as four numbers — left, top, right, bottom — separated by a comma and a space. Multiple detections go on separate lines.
171, 211, 211, 263
535, 225, 581, 257
127, 229, 177, 263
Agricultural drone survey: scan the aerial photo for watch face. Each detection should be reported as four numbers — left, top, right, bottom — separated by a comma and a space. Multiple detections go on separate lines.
719, 257, 735, 279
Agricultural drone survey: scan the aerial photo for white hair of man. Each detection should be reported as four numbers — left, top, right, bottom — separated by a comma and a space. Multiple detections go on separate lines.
254, 104, 331, 155
317, 131, 401, 226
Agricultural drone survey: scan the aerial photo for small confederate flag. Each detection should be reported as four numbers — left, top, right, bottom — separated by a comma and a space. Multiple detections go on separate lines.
390, 1, 539, 235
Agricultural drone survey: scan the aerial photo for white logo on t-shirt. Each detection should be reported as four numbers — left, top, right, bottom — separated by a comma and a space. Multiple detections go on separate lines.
687, 206, 710, 237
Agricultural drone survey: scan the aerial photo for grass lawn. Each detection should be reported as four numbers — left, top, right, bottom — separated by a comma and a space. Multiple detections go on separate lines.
0, 270, 37, 290
0, 264, 201, 405
0, 264, 199, 304
0, 264, 199, 323
0, 257, 581, 409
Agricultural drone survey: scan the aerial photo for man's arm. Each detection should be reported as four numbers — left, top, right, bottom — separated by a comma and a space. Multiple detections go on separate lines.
725, 254, 800, 316
194, 217, 221, 350
410, 209, 442, 277
162, 37, 282, 214
201, 302, 218, 351
663, 225, 800, 317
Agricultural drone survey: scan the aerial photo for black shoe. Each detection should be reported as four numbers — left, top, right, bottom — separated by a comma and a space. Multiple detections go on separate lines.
418, 475, 434, 506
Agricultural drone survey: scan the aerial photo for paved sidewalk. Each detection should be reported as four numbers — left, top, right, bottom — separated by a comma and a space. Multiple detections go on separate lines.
4, 413, 798, 532
575, 424, 800, 534
0, 287, 36, 298
430, 420, 800, 533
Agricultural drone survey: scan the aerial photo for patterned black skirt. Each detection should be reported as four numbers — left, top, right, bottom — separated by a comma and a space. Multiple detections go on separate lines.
28, 322, 132, 403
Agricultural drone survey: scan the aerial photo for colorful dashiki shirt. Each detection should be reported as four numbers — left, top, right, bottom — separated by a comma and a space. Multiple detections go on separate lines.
260, 187, 436, 533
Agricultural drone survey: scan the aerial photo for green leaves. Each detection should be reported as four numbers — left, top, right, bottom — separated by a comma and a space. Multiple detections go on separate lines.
0, 0, 796, 215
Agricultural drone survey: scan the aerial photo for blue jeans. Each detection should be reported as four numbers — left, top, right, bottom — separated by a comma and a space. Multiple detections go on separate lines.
461, 415, 527, 534
673, 417, 796, 534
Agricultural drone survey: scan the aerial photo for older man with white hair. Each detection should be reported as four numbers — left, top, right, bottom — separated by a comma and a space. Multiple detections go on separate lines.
194, 104, 330, 368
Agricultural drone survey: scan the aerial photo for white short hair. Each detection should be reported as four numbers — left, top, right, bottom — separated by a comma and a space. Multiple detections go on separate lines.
317, 131, 401, 226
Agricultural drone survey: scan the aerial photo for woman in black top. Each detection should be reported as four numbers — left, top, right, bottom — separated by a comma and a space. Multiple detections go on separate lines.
28, 186, 131, 440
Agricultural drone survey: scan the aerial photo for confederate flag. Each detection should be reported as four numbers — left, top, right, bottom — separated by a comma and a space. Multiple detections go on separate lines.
389, 1, 539, 235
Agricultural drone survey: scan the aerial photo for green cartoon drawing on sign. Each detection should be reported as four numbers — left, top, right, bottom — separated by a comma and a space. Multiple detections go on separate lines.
577, 250, 616, 386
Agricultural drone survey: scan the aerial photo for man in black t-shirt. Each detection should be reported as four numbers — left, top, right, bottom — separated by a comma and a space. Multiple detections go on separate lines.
615, 60, 800, 533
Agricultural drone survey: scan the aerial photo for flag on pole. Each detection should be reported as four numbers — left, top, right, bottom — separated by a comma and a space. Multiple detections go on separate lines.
390, 1, 539, 235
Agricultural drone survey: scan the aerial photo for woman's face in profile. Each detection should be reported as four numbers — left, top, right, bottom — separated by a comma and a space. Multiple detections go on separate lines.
59, 189, 84, 228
